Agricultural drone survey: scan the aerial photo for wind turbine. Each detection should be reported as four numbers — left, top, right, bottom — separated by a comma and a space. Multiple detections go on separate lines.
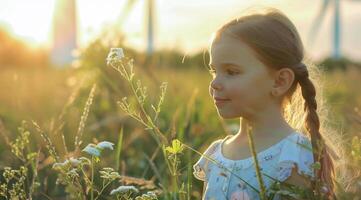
117, 0, 156, 56
51, 0, 77, 67
50, 0, 157, 67
308, 0, 342, 59
308, 0, 361, 59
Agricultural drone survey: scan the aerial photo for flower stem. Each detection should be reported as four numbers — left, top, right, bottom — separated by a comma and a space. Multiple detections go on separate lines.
95, 180, 113, 200
244, 119, 267, 200
91, 156, 94, 200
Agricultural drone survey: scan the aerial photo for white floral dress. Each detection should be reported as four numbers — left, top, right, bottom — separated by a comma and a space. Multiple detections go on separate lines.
193, 131, 315, 200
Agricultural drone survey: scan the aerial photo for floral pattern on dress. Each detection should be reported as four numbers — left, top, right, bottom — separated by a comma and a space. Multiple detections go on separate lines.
230, 190, 251, 200
193, 132, 314, 200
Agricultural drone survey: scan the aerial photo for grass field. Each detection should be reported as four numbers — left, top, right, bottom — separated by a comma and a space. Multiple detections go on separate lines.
0, 50, 361, 199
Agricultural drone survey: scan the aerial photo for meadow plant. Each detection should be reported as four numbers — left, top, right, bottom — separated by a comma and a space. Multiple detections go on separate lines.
106, 48, 168, 146
52, 140, 131, 200
106, 47, 265, 199
105, 47, 344, 200
108, 48, 196, 199
0, 73, 161, 200
74, 84, 97, 152
0, 121, 40, 200
1, 46, 360, 199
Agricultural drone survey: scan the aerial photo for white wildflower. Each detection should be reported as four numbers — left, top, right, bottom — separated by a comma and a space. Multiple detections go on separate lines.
69, 157, 81, 167
100, 167, 121, 180
97, 141, 114, 150
110, 185, 139, 195
82, 144, 101, 157
107, 48, 125, 65
52, 159, 72, 170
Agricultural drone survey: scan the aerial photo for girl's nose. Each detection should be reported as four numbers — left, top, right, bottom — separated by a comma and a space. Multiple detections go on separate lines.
210, 77, 223, 91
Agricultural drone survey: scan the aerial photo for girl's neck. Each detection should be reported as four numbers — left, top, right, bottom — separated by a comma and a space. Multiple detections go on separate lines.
235, 106, 295, 143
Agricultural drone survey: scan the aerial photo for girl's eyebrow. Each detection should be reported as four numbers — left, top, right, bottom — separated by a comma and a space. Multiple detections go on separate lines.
209, 62, 242, 69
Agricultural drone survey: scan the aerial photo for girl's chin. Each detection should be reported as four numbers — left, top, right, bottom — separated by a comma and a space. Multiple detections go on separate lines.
217, 110, 240, 119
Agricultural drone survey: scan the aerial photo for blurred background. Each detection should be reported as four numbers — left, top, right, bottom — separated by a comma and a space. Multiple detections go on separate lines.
0, 0, 361, 198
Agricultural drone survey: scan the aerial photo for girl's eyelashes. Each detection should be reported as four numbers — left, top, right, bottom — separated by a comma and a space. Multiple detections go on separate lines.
226, 69, 239, 75
208, 68, 239, 76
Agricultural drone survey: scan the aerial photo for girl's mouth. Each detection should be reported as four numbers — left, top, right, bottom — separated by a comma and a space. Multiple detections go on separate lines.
214, 97, 231, 106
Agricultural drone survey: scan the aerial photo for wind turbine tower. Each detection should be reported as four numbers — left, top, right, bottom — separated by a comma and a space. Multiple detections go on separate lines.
51, 0, 77, 67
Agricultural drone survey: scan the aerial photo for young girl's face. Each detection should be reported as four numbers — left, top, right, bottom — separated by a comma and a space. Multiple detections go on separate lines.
209, 34, 276, 119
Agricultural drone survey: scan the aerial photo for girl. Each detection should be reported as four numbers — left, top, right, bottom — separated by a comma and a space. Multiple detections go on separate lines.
193, 7, 339, 200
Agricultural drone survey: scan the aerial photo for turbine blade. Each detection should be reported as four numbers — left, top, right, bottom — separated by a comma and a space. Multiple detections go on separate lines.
307, 0, 331, 46
117, 0, 138, 27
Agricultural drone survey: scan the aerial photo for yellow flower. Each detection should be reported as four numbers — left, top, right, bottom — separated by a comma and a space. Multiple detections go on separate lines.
165, 139, 184, 154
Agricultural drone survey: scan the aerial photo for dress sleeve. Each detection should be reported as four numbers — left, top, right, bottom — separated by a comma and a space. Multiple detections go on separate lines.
276, 134, 315, 182
192, 140, 221, 182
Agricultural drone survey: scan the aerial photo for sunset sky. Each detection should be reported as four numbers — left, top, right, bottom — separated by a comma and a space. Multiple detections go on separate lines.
0, 0, 360, 60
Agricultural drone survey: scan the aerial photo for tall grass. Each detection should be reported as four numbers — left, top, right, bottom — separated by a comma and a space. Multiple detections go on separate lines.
0, 42, 360, 199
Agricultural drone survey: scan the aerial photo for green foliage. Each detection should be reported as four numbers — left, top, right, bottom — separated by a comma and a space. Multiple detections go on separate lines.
10, 121, 32, 162
0, 166, 28, 199
351, 136, 361, 164
319, 57, 361, 72
1, 121, 40, 200
1, 33, 361, 199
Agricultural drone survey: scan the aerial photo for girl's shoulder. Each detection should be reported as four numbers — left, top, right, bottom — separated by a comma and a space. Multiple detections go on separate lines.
192, 136, 227, 182
197, 137, 226, 159
276, 131, 315, 181
281, 131, 313, 155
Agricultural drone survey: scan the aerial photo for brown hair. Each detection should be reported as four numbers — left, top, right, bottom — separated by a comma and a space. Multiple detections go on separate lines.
213, 7, 340, 198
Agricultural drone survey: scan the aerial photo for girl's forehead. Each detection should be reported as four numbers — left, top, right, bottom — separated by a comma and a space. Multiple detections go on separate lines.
209, 35, 262, 69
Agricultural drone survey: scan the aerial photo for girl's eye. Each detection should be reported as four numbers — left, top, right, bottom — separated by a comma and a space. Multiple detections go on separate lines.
208, 69, 239, 77
226, 69, 238, 75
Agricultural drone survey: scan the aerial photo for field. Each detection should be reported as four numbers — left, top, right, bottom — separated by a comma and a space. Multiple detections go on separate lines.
0, 37, 361, 199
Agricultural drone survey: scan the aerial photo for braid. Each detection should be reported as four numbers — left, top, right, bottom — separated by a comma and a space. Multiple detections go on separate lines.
294, 63, 336, 199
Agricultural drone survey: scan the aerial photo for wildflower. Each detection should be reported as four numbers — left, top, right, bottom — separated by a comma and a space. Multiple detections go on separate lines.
82, 141, 115, 158
100, 167, 121, 180
165, 139, 184, 154
110, 185, 139, 195
82, 144, 101, 157
52, 159, 73, 170
145, 191, 157, 198
69, 157, 81, 167
135, 191, 158, 200
97, 141, 114, 150
66, 169, 79, 179
107, 48, 125, 65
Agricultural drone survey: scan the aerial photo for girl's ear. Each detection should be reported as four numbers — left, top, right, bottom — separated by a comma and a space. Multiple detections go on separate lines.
271, 68, 295, 96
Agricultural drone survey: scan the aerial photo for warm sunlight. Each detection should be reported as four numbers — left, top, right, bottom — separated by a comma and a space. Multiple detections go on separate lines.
0, 0, 361, 59
0, 0, 56, 47
0, 1, 360, 199
0, 0, 128, 47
